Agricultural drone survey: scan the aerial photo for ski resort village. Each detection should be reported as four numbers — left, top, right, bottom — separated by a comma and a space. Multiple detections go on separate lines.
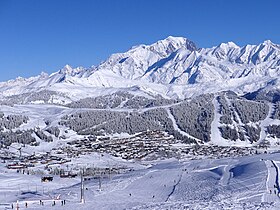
2, 37, 280, 208
1, 2, 280, 207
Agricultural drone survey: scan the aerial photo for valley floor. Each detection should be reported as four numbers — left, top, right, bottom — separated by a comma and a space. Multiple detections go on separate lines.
1, 152, 280, 209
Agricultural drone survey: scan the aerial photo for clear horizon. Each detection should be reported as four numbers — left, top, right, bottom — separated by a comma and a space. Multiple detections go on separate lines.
0, 0, 279, 81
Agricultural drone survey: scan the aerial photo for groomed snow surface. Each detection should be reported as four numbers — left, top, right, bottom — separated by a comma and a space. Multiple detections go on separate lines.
1, 153, 280, 209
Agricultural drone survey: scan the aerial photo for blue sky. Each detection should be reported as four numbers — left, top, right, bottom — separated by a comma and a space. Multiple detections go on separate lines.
0, 0, 279, 81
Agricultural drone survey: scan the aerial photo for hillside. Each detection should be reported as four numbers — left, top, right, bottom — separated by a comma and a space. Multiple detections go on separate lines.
1, 37, 280, 209
1, 37, 280, 149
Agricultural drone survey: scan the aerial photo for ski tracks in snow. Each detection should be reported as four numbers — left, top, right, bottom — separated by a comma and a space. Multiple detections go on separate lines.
165, 171, 183, 202
256, 103, 280, 145
263, 159, 280, 203
165, 108, 202, 144
256, 103, 275, 145
220, 164, 232, 186
210, 96, 227, 145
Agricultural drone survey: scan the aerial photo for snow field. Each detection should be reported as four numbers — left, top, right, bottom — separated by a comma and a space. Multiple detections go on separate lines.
1, 153, 280, 209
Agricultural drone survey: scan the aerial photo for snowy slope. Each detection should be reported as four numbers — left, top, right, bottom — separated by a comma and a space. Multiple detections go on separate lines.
2, 37, 280, 210
1, 37, 280, 148
1, 36, 280, 101
1, 153, 280, 209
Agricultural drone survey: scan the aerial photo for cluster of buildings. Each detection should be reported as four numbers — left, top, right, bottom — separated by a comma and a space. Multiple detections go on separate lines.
63, 130, 267, 161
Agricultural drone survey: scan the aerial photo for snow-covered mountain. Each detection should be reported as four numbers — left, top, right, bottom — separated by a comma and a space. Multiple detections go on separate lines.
3, 37, 280, 210
2, 36, 280, 148
1, 36, 280, 102
93, 37, 280, 85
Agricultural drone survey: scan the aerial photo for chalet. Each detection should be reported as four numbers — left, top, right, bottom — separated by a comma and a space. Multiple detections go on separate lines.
41, 176, 53, 182
6, 163, 27, 169
60, 171, 77, 178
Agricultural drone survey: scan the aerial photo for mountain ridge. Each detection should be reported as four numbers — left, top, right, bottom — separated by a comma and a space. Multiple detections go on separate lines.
1, 37, 280, 148
1, 36, 280, 101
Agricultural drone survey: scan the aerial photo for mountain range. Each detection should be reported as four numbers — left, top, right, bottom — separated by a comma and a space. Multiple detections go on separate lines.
1, 36, 280, 148
1, 36, 280, 102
